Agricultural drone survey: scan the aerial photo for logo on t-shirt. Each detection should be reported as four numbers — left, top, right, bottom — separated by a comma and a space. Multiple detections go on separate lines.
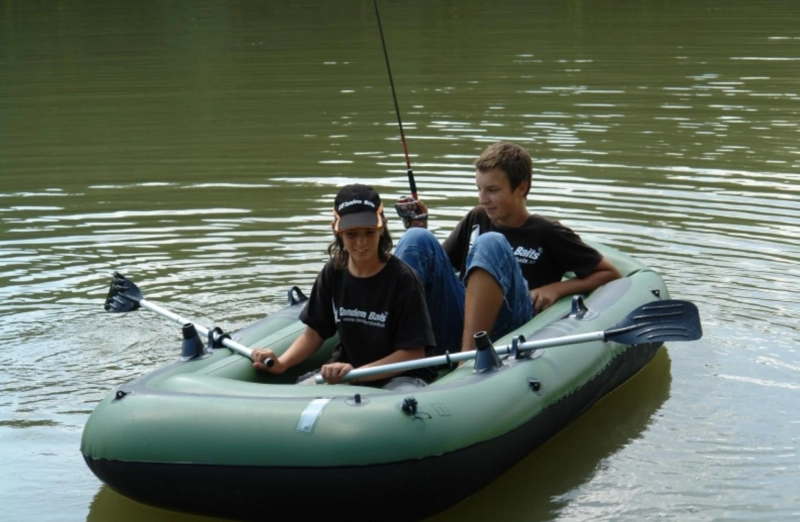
333, 304, 389, 328
513, 246, 544, 265
469, 224, 480, 247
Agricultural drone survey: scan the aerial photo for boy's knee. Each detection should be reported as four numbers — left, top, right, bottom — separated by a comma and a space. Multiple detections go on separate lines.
466, 232, 521, 292
396, 227, 438, 251
403, 227, 436, 242
464, 266, 501, 289
472, 231, 512, 254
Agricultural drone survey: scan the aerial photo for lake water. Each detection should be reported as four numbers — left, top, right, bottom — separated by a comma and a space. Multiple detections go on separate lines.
2, 1, 799, 521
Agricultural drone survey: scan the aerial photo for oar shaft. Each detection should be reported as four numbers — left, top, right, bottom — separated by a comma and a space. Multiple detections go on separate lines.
313, 331, 607, 384
139, 298, 195, 331
139, 298, 255, 359
520, 330, 606, 349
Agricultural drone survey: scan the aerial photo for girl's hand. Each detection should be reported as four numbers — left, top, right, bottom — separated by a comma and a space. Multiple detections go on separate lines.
252, 348, 284, 374
319, 362, 354, 384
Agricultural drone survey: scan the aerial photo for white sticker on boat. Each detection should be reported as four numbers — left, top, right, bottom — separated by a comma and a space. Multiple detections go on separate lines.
296, 398, 332, 434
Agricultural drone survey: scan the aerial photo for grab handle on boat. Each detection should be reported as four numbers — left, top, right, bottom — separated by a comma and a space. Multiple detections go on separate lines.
288, 286, 308, 306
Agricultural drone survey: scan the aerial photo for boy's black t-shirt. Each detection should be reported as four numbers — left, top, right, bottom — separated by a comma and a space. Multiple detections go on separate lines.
442, 207, 603, 290
300, 256, 436, 387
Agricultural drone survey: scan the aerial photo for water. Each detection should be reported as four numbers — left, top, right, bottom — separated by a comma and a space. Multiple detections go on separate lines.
2, 0, 799, 520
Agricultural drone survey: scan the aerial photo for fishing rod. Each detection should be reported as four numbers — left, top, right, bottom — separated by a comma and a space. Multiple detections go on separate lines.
373, 0, 427, 226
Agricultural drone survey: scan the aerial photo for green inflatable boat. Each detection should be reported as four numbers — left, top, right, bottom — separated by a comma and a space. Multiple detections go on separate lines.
81, 244, 701, 521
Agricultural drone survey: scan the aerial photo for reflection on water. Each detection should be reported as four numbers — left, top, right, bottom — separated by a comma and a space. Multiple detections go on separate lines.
2, 0, 800, 521
88, 487, 223, 522
431, 348, 673, 522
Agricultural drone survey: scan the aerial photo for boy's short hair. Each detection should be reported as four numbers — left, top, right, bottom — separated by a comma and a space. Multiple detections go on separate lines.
474, 142, 533, 196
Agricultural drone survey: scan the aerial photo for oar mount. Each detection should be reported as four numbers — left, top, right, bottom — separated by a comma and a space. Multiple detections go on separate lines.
473, 331, 502, 373
181, 323, 211, 361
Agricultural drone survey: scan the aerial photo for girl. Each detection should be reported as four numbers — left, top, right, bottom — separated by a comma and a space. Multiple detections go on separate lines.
252, 184, 436, 390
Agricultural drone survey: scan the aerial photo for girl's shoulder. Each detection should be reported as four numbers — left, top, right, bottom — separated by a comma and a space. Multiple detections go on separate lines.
316, 259, 349, 285
385, 255, 411, 277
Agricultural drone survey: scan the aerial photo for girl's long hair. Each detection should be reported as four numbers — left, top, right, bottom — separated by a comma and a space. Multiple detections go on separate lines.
328, 214, 393, 269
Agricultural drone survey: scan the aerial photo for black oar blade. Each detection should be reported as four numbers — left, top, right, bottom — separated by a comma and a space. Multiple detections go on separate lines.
606, 300, 702, 345
104, 272, 143, 313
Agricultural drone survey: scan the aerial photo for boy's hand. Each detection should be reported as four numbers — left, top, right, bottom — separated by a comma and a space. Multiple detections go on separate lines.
530, 285, 559, 313
395, 196, 429, 229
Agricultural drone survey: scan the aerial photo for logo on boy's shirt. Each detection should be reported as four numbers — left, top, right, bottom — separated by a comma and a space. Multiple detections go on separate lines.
469, 225, 481, 247
469, 225, 542, 265
513, 246, 544, 264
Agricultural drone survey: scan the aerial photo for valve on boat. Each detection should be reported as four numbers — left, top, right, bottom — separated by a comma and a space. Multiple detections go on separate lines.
401, 397, 418, 415
180, 323, 211, 361
527, 377, 543, 395
346, 392, 370, 407
473, 331, 502, 373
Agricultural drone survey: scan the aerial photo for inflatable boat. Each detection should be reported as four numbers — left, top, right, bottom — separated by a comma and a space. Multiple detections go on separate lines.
81, 244, 701, 521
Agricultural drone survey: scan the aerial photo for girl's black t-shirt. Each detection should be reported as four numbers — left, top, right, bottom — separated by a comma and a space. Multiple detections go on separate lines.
442, 207, 603, 290
300, 256, 437, 387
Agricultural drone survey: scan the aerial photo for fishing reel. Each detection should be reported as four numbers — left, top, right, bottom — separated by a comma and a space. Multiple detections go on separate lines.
395, 196, 428, 228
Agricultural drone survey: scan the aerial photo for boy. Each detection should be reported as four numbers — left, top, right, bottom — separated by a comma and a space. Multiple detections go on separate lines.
394, 142, 621, 354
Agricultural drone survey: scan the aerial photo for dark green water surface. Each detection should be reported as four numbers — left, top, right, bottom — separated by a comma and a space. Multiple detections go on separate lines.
2, 1, 799, 520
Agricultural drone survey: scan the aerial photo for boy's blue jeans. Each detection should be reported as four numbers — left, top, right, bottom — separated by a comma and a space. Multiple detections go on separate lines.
394, 228, 532, 355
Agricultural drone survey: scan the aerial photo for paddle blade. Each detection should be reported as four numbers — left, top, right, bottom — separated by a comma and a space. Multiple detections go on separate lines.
104, 272, 143, 313
606, 300, 702, 345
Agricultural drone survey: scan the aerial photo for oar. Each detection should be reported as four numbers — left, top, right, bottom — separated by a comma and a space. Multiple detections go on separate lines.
104, 272, 272, 365
314, 299, 702, 384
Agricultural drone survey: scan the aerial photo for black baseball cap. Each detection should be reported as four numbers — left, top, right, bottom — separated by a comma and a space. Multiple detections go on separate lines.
333, 184, 384, 232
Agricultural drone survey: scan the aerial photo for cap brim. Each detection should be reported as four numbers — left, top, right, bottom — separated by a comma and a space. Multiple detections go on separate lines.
335, 211, 382, 232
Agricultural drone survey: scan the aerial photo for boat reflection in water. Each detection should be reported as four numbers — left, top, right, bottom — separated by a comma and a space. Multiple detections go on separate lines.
430, 348, 673, 522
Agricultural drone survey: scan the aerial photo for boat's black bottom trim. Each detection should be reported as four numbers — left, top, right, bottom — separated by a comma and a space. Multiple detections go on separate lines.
84, 344, 661, 522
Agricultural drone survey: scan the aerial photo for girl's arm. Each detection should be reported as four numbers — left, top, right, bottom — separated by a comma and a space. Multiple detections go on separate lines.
252, 326, 325, 374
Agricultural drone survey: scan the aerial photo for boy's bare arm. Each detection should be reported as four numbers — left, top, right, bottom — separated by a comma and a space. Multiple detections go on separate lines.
529, 257, 622, 312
